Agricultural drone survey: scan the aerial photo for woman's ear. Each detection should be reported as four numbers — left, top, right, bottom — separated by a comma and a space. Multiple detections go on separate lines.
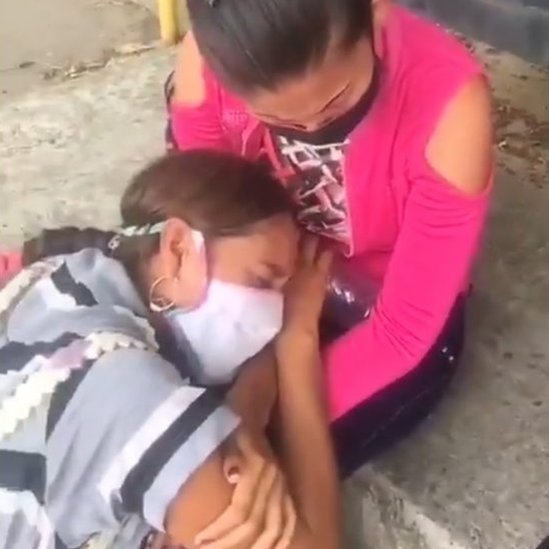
160, 218, 208, 308
158, 218, 192, 278
162, 218, 192, 258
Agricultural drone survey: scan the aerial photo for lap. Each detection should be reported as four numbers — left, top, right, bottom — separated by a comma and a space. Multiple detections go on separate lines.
326, 297, 466, 478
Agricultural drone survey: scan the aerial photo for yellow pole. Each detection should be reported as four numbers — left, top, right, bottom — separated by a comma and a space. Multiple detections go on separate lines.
158, 0, 180, 45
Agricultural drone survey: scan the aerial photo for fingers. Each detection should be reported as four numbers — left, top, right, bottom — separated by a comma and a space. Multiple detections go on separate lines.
273, 496, 297, 549
300, 236, 319, 266
200, 465, 279, 549
195, 438, 266, 544
316, 247, 333, 279
250, 474, 286, 549
301, 236, 333, 270
246, 464, 279, 536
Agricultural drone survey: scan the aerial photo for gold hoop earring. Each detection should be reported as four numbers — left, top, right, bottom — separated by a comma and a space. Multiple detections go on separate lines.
149, 276, 176, 312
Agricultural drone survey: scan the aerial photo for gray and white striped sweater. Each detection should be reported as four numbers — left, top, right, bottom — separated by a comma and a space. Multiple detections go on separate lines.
0, 249, 239, 549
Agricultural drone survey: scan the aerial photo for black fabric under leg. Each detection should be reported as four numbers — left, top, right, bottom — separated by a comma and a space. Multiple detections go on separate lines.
330, 298, 466, 478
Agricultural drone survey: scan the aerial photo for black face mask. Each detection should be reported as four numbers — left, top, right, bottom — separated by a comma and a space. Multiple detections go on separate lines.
269, 58, 381, 146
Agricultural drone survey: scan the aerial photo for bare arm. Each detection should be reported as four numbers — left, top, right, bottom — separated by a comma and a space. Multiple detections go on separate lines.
227, 312, 339, 548
223, 241, 340, 549
166, 429, 293, 549
160, 360, 287, 549
273, 239, 340, 549
159, 364, 291, 549
191, 239, 340, 549
275, 333, 339, 549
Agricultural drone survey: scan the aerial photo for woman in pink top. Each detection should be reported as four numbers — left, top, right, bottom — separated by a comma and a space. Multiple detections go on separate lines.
1, 0, 492, 478
167, 0, 493, 476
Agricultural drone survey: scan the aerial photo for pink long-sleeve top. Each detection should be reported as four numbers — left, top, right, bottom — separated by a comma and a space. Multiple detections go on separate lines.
170, 5, 491, 419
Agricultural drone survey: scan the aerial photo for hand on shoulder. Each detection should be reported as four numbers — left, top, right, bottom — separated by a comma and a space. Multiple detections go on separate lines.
278, 237, 332, 346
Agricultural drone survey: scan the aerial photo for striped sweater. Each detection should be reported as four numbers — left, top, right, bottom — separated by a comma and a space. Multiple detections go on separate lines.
0, 249, 239, 549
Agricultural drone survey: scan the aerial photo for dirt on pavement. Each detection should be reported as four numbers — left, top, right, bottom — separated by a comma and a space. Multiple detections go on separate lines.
0, 0, 158, 102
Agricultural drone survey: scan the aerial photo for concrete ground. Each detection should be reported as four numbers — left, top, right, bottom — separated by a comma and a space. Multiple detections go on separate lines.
1, 4, 549, 549
0, 0, 158, 102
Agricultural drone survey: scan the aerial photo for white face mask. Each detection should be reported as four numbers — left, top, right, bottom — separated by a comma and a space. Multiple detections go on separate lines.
166, 279, 283, 385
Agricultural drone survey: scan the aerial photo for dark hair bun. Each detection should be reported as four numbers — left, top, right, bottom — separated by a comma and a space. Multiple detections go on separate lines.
22, 227, 115, 267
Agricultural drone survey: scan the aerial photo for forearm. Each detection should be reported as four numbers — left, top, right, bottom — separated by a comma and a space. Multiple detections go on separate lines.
276, 334, 340, 549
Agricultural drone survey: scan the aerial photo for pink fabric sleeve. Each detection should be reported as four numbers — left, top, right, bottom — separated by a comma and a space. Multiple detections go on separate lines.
325, 170, 491, 419
0, 251, 23, 285
170, 68, 232, 152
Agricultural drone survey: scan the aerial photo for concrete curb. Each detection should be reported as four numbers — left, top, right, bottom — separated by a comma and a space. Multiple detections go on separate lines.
345, 473, 470, 549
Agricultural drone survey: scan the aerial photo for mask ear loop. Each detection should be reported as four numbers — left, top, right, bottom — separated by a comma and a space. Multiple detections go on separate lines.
190, 230, 211, 304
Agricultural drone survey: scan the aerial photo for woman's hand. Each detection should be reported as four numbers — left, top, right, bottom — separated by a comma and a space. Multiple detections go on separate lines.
278, 236, 333, 344
194, 431, 297, 549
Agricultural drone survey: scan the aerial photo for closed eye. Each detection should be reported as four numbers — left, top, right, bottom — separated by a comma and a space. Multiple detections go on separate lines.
249, 275, 275, 290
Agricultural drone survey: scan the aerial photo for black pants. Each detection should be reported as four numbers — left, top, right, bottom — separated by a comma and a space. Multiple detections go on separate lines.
325, 298, 466, 479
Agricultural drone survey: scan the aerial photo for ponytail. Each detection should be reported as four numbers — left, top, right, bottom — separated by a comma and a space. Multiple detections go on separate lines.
22, 227, 116, 267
